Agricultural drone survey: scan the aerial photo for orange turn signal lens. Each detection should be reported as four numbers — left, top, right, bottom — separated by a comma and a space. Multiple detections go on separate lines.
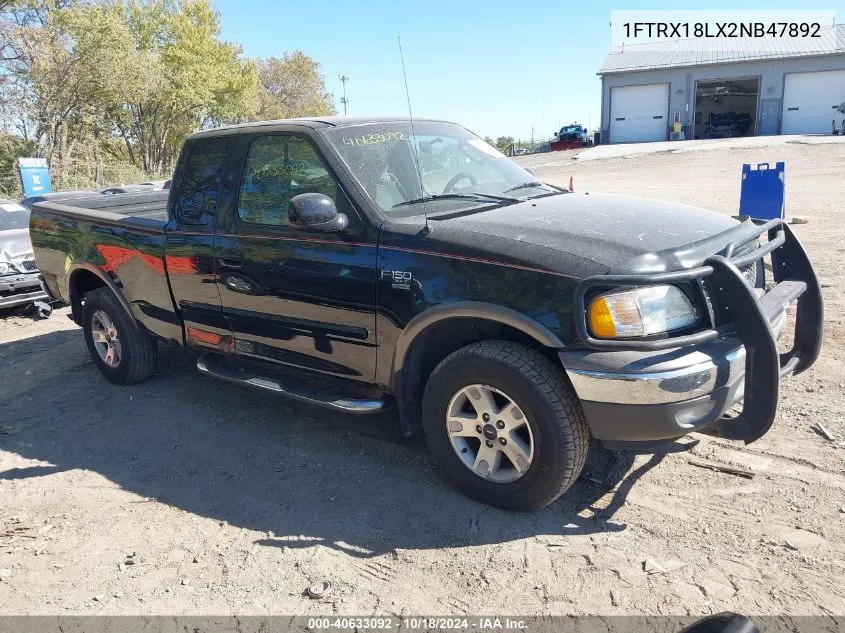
588, 296, 617, 338
587, 286, 698, 339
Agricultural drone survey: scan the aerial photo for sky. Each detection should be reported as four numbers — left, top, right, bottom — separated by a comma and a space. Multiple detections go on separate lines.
212, 0, 842, 141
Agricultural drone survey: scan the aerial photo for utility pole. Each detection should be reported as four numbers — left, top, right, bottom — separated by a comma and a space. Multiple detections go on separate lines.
338, 73, 349, 115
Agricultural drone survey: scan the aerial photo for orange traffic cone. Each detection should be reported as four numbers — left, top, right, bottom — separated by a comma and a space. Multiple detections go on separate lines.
568, 176, 574, 192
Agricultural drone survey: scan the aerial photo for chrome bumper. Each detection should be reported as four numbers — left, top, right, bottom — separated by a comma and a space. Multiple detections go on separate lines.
565, 311, 786, 406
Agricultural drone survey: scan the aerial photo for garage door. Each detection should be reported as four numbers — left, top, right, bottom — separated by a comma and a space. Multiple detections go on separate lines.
782, 70, 845, 134
610, 84, 669, 143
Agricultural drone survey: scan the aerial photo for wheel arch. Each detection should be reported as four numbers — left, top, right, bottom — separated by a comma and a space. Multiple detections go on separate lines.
390, 302, 566, 436
68, 264, 137, 329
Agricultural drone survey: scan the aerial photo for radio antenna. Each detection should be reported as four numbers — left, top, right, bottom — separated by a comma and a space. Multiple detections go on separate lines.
397, 35, 430, 234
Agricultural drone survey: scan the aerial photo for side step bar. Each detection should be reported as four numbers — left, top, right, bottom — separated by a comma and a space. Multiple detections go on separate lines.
196, 354, 391, 415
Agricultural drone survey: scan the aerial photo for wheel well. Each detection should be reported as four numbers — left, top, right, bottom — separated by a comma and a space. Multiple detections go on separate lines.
69, 269, 107, 324
396, 317, 561, 436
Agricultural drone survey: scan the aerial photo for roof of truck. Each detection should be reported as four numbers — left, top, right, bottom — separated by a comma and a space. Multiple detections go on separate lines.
190, 116, 453, 138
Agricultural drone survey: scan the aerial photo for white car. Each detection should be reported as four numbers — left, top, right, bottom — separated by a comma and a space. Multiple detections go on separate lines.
834, 101, 845, 135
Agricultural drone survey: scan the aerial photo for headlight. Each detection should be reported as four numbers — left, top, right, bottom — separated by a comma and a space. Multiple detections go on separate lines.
588, 285, 699, 338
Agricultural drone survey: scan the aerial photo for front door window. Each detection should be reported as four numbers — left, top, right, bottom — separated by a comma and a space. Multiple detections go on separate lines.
238, 135, 339, 227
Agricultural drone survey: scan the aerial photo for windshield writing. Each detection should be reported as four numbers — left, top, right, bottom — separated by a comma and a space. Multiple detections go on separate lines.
322, 121, 558, 216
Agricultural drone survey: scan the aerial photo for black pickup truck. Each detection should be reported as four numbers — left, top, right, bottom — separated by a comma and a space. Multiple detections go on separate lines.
30, 116, 823, 510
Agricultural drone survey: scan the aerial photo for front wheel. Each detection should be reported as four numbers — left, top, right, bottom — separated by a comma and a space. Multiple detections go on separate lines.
82, 288, 156, 384
422, 341, 589, 510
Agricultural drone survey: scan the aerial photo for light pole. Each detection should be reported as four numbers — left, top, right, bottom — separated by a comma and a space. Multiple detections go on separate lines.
338, 73, 349, 115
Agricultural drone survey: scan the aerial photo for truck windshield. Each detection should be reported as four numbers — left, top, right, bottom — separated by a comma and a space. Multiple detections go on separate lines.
321, 121, 558, 216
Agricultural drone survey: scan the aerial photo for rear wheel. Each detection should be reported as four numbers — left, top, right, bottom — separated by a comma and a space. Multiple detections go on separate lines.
422, 340, 589, 510
82, 288, 156, 384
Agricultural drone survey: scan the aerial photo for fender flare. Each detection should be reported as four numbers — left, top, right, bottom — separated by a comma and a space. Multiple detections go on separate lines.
67, 263, 138, 330
389, 302, 566, 435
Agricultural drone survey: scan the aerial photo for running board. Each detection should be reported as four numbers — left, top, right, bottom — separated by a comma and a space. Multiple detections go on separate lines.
196, 354, 391, 415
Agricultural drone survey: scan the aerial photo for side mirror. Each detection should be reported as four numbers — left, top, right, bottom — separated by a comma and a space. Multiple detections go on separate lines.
288, 193, 348, 232
526, 168, 537, 176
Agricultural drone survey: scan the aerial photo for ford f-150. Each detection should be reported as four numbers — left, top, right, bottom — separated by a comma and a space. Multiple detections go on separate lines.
29, 117, 823, 510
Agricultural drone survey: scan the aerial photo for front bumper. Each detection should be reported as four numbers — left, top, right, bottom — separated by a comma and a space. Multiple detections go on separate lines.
563, 220, 823, 445
0, 272, 49, 309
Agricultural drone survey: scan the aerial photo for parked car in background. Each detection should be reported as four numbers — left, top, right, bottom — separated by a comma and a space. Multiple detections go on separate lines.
21, 190, 99, 211
833, 102, 845, 135
0, 199, 49, 311
556, 123, 589, 145
101, 184, 156, 195
139, 179, 170, 190
704, 111, 754, 139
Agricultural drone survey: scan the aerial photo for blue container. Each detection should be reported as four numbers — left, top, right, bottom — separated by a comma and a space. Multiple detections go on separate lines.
738, 162, 785, 222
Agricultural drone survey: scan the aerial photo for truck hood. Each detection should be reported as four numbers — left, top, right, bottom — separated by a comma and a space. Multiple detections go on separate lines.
0, 228, 35, 260
435, 192, 738, 273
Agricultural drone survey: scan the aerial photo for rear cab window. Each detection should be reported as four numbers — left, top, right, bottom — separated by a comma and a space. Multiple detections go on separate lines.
172, 136, 232, 225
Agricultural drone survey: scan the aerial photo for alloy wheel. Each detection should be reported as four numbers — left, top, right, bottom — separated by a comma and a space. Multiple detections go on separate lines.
91, 310, 122, 368
445, 384, 534, 483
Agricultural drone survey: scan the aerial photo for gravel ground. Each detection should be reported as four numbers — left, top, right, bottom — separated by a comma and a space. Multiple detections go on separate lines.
1, 137, 844, 617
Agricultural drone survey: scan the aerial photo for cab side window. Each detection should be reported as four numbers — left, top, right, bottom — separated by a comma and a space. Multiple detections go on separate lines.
172, 136, 231, 225
238, 135, 339, 226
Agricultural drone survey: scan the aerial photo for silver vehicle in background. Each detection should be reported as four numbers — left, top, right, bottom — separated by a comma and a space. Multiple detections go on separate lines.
0, 199, 50, 313
833, 102, 845, 135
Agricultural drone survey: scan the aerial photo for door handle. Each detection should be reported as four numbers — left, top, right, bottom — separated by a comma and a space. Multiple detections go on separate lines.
217, 251, 244, 269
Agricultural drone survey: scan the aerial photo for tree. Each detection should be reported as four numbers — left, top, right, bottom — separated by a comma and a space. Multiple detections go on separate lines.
495, 136, 514, 153
0, 0, 258, 183
0, 1, 337, 190
106, 0, 257, 172
0, 1, 121, 184
253, 51, 335, 121
0, 132, 36, 197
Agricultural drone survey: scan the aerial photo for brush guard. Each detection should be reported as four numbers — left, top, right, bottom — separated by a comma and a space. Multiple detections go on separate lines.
573, 219, 823, 444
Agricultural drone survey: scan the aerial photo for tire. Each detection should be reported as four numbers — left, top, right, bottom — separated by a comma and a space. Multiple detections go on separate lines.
422, 340, 589, 511
82, 288, 156, 384
834, 121, 838, 135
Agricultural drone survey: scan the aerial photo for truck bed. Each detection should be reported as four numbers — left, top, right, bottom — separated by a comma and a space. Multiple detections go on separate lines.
30, 190, 181, 343
36, 190, 170, 223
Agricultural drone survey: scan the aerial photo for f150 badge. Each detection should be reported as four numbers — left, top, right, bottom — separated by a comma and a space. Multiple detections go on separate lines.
381, 269, 413, 290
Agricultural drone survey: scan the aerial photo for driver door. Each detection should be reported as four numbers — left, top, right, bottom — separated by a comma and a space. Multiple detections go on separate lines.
214, 131, 378, 382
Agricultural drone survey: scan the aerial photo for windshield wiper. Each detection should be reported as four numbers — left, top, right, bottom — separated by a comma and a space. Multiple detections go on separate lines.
392, 192, 518, 209
503, 181, 545, 193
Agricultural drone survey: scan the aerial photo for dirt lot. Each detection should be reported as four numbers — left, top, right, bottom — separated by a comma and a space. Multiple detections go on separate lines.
1, 137, 844, 617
